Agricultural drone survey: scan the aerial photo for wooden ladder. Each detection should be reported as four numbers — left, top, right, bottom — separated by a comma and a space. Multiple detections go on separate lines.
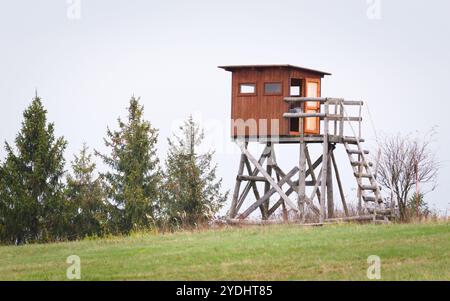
343, 137, 384, 206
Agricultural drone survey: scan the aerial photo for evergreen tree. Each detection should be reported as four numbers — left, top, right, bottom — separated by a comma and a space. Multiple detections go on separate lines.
66, 144, 109, 239
162, 116, 228, 228
96, 96, 161, 233
0, 95, 67, 244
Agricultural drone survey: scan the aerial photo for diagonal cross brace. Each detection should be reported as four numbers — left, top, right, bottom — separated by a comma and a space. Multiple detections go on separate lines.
271, 164, 320, 216
238, 166, 299, 219
235, 145, 270, 211
238, 142, 297, 211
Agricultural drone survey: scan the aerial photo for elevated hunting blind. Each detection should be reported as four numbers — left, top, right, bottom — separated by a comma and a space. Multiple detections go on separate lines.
220, 64, 393, 224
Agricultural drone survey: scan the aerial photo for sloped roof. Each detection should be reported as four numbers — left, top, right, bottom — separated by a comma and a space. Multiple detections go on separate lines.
218, 64, 331, 76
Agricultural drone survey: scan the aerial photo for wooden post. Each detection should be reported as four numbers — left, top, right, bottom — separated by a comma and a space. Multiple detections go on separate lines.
357, 103, 363, 214
305, 146, 321, 201
298, 143, 306, 222
235, 145, 269, 214
298, 102, 306, 222
273, 164, 320, 216
327, 147, 334, 218
274, 168, 288, 222
262, 143, 273, 219
334, 103, 338, 136
331, 151, 349, 217
229, 144, 246, 218
238, 142, 297, 211
320, 101, 329, 222
243, 159, 261, 203
239, 167, 299, 219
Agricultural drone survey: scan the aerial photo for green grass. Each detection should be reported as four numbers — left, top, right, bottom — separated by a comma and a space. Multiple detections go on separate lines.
0, 222, 449, 280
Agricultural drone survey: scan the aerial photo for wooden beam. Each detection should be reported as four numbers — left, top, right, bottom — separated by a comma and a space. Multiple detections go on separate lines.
235, 146, 269, 213
283, 112, 326, 118
331, 151, 349, 217
325, 215, 375, 223
262, 143, 273, 219
268, 179, 320, 217
228, 152, 246, 218
273, 162, 321, 217
284, 97, 344, 103
327, 150, 334, 218
238, 142, 296, 211
307, 167, 323, 215
243, 157, 261, 201
320, 103, 330, 222
298, 141, 306, 222
237, 175, 266, 182
226, 219, 324, 227
305, 146, 321, 201
238, 167, 299, 219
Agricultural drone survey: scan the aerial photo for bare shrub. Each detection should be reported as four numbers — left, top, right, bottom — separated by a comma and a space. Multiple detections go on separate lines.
375, 130, 439, 221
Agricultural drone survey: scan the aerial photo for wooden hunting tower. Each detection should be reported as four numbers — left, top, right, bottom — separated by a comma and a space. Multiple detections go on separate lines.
220, 64, 393, 224
219, 64, 330, 139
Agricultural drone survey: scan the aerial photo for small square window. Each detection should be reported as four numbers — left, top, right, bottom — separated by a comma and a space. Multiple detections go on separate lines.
290, 79, 302, 96
264, 83, 282, 95
239, 84, 256, 94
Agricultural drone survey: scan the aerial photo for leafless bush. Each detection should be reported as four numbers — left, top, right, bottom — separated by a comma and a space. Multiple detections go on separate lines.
375, 130, 439, 221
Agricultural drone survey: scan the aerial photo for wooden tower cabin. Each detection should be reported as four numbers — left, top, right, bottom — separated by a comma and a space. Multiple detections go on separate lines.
219, 64, 393, 224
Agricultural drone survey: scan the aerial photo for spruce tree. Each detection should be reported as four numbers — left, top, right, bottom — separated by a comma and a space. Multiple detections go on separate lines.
162, 116, 228, 228
0, 94, 67, 244
66, 144, 109, 239
96, 96, 161, 233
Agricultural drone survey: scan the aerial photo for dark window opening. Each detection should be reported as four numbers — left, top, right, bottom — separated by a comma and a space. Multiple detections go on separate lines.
289, 79, 302, 133
290, 78, 302, 96
264, 83, 282, 95
290, 116, 299, 132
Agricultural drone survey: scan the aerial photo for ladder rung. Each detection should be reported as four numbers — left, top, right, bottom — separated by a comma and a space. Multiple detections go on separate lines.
354, 173, 373, 178
359, 184, 378, 191
347, 149, 370, 155
343, 137, 365, 143
363, 196, 383, 203
367, 207, 392, 214
363, 196, 376, 202
351, 161, 373, 167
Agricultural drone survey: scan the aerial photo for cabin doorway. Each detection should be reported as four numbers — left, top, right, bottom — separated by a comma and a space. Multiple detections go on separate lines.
304, 81, 320, 135
289, 78, 302, 134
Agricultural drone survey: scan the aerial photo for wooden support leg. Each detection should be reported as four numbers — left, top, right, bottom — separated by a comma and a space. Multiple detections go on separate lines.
320, 151, 328, 222
305, 145, 321, 201
239, 166, 299, 219
229, 149, 246, 218
320, 104, 330, 223
357, 153, 362, 215
281, 200, 288, 221
243, 157, 261, 205
262, 143, 273, 219
272, 163, 321, 217
298, 141, 306, 222
238, 142, 297, 211
327, 147, 334, 218
235, 145, 269, 214
331, 151, 349, 217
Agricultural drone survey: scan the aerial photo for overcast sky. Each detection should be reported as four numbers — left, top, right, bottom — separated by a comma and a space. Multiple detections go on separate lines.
1, 0, 449, 212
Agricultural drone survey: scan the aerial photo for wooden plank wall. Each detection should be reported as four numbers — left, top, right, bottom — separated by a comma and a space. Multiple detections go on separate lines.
231, 67, 323, 137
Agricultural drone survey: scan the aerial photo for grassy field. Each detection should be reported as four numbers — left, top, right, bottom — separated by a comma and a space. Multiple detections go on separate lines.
0, 222, 448, 280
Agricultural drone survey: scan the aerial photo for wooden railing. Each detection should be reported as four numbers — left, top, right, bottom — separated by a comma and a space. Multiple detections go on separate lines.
283, 97, 364, 138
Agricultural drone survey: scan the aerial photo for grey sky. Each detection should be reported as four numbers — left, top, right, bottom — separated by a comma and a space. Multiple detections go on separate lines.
1, 0, 449, 212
